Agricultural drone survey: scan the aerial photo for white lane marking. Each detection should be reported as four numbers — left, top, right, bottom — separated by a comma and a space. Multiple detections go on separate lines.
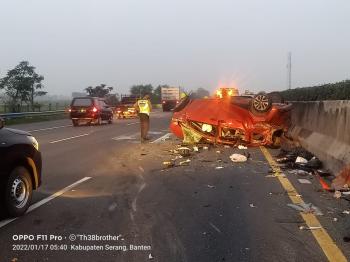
131, 182, 146, 212
127, 122, 139, 126
151, 133, 171, 143
28, 125, 72, 132
0, 177, 92, 229
49, 133, 90, 144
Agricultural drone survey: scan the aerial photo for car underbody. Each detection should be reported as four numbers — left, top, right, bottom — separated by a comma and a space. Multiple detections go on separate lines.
170, 93, 292, 146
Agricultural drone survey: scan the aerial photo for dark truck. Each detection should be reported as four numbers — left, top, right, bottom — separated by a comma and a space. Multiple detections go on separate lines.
115, 95, 138, 119
0, 118, 42, 217
161, 86, 180, 111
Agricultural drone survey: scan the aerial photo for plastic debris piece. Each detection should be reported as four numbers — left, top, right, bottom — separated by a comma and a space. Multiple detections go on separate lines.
306, 157, 322, 169
238, 145, 248, 150
148, 253, 154, 259
163, 161, 175, 168
333, 217, 338, 222
249, 203, 256, 208
334, 190, 342, 199
287, 203, 323, 216
207, 185, 215, 188
230, 153, 248, 163
215, 166, 224, 170
299, 226, 322, 230
298, 179, 312, 184
297, 170, 310, 177
193, 146, 199, 152
342, 191, 350, 195
342, 210, 350, 215
178, 147, 191, 157
295, 156, 308, 164
203, 146, 209, 150
179, 159, 191, 165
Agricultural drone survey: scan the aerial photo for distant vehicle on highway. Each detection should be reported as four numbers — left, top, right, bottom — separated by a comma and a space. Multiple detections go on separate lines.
69, 97, 113, 126
115, 95, 138, 119
0, 118, 42, 217
161, 86, 180, 111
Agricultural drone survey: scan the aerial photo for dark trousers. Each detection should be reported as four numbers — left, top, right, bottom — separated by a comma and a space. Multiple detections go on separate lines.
139, 113, 150, 140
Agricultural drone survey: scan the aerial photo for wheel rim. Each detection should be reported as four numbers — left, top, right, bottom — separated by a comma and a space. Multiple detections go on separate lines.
10, 177, 29, 208
253, 95, 270, 111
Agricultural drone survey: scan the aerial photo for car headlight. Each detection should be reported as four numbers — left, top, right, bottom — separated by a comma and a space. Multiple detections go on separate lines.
28, 136, 39, 151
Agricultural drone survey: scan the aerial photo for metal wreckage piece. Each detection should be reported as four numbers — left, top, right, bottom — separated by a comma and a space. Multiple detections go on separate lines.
170, 92, 292, 146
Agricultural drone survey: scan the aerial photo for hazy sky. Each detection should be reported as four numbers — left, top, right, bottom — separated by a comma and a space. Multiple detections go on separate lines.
0, 0, 349, 96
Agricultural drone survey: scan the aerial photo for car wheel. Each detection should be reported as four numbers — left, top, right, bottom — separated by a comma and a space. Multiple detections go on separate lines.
4, 166, 33, 217
97, 116, 102, 125
72, 119, 79, 127
108, 116, 113, 124
250, 93, 272, 114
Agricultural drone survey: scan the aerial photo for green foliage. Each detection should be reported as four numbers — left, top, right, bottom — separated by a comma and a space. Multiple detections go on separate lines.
280, 80, 350, 101
85, 84, 113, 98
0, 61, 45, 111
192, 87, 210, 98
130, 84, 153, 98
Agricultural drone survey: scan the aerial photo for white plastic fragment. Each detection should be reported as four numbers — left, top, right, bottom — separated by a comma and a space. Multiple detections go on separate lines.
295, 156, 308, 164
230, 153, 248, 163
215, 166, 224, 170
193, 146, 199, 152
249, 203, 256, 208
334, 190, 342, 199
298, 179, 312, 184
342, 210, 350, 215
299, 226, 322, 230
238, 145, 248, 150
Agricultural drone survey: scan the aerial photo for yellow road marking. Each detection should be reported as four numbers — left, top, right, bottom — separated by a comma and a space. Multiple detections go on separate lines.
260, 146, 347, 262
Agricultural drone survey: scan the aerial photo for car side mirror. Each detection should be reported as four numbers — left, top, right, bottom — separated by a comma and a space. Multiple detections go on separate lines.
0, 118, 4, 129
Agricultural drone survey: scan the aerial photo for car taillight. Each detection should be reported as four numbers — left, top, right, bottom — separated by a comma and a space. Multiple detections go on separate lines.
92, 107, 98, 112
68, 108, 72, 112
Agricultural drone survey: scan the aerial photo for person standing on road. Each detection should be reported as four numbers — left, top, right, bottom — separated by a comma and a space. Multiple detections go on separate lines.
134, 94, 152, 142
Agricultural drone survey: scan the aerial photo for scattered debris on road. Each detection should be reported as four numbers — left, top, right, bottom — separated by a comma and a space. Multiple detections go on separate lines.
299, 226, 322, 230
249, 203, 256, 208
287, 203, 323, 216
298, 179, 312, 184
230, 153, 248, 163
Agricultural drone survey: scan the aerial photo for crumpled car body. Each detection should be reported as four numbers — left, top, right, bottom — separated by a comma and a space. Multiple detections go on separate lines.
170, 95, 292, 146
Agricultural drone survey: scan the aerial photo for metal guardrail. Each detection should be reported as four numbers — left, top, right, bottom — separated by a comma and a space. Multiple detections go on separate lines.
0, 110, 67, 119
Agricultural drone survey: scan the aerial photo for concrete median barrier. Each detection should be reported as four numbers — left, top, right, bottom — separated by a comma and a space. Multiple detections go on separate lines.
287, 100, 350, 175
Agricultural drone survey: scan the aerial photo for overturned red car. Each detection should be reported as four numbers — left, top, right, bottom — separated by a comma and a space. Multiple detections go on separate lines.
170, 92, 292, 147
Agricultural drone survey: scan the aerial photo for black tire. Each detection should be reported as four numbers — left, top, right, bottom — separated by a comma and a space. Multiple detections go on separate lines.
250, 93, 272, 114
108, 115, 113, 124
97, 116, 102, 125
72, 119, 79, 127
4, 166, 33, 217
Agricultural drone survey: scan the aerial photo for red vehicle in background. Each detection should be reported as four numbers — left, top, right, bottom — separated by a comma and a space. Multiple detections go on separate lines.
170, 91, 291, 147
115, 95, 138, 119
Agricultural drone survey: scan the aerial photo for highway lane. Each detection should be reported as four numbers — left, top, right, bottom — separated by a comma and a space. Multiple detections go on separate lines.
0, 112, 349, 261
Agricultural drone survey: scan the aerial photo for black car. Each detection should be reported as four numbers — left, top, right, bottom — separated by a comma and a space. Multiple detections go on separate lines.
69, 97, 114, 126
0, 118, 42, 217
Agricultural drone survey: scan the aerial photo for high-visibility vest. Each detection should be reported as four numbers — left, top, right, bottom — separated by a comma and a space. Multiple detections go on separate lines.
137, 99, 151, 115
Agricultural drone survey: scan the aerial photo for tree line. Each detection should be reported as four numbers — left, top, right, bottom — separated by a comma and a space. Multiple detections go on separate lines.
0, 61, 46, 112
280, 80, 350, 101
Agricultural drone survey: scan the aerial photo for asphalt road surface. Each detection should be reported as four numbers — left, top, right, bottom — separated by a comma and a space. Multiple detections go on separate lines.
0, 111, 349, 262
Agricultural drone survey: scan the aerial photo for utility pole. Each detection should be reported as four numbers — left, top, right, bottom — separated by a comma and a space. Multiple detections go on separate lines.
287, 52, 292, 89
